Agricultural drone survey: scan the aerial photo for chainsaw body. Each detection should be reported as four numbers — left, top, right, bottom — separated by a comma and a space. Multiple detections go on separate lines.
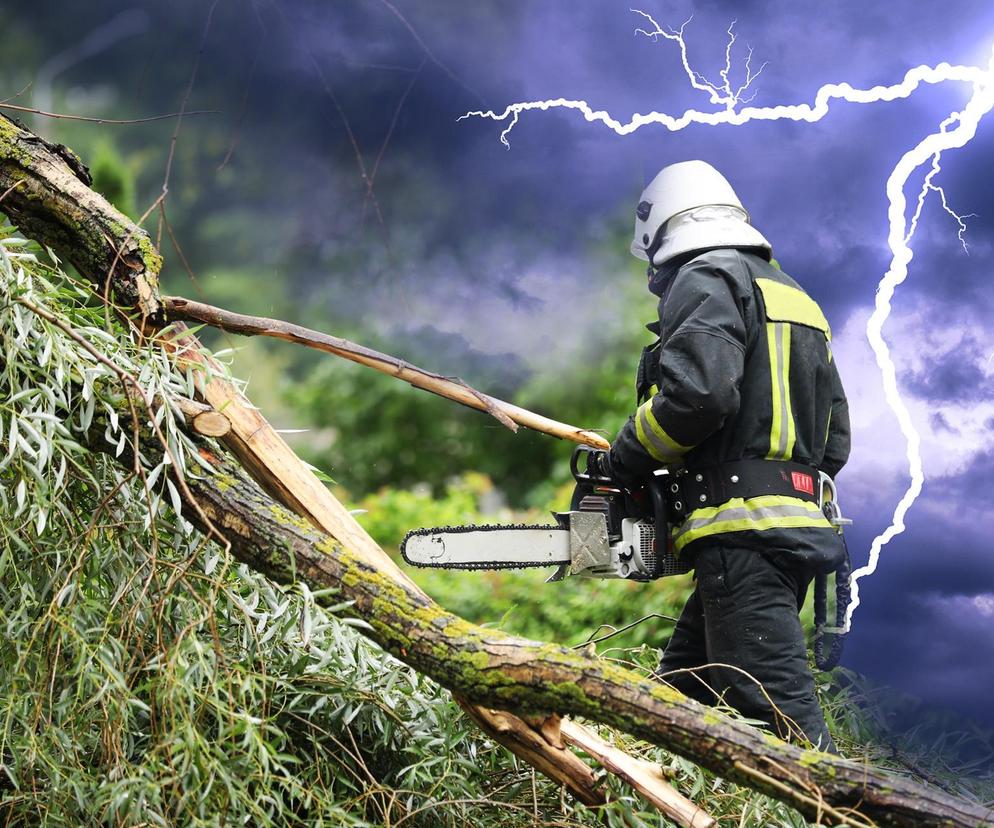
401, 446, 691, 581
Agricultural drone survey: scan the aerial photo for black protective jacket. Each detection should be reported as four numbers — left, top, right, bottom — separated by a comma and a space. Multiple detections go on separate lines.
610, 248, 850, 566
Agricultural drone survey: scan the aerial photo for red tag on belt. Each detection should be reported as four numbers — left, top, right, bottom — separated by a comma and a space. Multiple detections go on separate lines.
791, 471, 814, 496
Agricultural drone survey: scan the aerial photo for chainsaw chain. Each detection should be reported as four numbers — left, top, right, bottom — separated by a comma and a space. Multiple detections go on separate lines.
400, 523, 566, 571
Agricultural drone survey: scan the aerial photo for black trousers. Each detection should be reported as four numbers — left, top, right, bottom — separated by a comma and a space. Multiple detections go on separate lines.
656, 542, 836, 752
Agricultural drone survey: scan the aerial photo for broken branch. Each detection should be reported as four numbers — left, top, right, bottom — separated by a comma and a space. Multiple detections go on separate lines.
161, 294, 611, 449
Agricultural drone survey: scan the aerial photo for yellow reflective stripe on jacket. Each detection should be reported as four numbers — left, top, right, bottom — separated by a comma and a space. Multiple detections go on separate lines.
766, 322, 796, 460
673, 495, 830, 552
634, 399, 690, 463
755, 278, 832, 338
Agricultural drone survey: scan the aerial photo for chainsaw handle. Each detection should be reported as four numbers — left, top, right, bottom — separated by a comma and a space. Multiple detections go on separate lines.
646, 477, 669, 570
571, 444, 614, 485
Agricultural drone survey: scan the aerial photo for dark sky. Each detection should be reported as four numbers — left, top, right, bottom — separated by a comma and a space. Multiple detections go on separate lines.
10, 0, 994, 735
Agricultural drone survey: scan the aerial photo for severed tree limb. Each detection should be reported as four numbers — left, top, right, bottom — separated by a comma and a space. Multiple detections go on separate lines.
161, 294, 611, 450
6, 112, 993, 828
455, 702, 605, 808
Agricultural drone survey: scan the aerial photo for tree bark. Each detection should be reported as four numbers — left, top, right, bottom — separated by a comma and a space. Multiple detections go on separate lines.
0, 115, 160, 317
4, 111, 992, 828
164, 448, 990, 828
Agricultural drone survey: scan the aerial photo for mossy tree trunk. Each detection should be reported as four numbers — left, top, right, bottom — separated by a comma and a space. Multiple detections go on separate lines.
3, 112, 992, 828
164, 451, 990, 828
0, 114, 160, 317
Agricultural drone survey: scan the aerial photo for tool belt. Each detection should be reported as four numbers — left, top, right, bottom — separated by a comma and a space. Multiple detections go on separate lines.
664, 458, 821, 524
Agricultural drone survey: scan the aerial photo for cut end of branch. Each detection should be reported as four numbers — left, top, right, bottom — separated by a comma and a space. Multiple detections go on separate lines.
191, 409, 232, 438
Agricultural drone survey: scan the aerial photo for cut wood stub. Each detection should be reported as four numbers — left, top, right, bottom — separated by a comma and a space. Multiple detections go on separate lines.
190, 409, 232, 437
173, 397, 232, 437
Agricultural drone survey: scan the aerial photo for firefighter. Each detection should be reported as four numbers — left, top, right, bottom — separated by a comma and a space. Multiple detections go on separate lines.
590, 160, 850, 751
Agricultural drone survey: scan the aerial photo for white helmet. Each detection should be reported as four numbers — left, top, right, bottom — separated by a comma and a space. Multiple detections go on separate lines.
631, 160, 771, 266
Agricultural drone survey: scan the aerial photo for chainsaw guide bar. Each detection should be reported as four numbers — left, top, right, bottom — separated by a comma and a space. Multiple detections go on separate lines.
401, 523, 569, 571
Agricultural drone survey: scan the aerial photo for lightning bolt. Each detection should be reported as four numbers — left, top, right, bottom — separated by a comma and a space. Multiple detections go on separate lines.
461, 13, 994, 631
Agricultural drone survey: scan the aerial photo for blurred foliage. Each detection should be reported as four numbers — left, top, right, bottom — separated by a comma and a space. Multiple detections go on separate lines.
88, 138, 137, 217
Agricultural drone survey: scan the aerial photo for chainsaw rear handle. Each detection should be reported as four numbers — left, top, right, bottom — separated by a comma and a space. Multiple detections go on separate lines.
645, 476, 669, 567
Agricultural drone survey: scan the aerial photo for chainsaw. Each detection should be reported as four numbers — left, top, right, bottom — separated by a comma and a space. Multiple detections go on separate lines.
402, 445, 851, 583
401, 445, 853, 669
401, 446, 692, 582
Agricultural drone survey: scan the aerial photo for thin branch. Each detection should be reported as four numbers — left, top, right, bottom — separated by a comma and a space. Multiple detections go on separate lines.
0, 102, 217, 124
216, 35, 264, 173
574, 613, 679, 648
376, 0, 486, 106
0, 179, 26, 204
160, 0, 222, 200
268, 4, 389, 238
360, 57, 426, 227
303, 43, 388, 234
0, 82, 32, 105
161, 294, 613, 448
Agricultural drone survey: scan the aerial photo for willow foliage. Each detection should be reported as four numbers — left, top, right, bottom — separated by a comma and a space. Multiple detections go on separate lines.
0, 229, 670, 827
0, 226, 860, 828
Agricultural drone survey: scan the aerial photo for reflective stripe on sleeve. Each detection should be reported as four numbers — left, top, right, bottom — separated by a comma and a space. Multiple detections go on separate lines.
673, 495, 831, 552
766, 321, 795, 460
634, 398, 691, 463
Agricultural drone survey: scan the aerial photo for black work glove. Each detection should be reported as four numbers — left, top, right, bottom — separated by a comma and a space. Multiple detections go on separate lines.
590, 449, 644, 491
585, 450, 611, 480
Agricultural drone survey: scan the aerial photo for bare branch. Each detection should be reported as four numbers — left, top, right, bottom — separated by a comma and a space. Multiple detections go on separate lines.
361, 58, 427, 227
0, 102, 218, 125
376, 0, 487, 105
161, 294, 613, 448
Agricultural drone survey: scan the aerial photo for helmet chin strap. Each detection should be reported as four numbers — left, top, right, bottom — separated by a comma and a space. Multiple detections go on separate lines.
645, 226, 667, 272
646, 260, 674, 297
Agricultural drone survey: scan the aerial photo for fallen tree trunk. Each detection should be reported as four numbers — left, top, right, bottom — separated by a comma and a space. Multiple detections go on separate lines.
137, 442, 993, 828
4, 112, 992, 828
160, 294, 611, 449
0, 114, 160, 317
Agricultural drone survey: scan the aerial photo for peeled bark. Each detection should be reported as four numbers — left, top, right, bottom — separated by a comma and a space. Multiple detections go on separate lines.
4, 111, 992, 828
